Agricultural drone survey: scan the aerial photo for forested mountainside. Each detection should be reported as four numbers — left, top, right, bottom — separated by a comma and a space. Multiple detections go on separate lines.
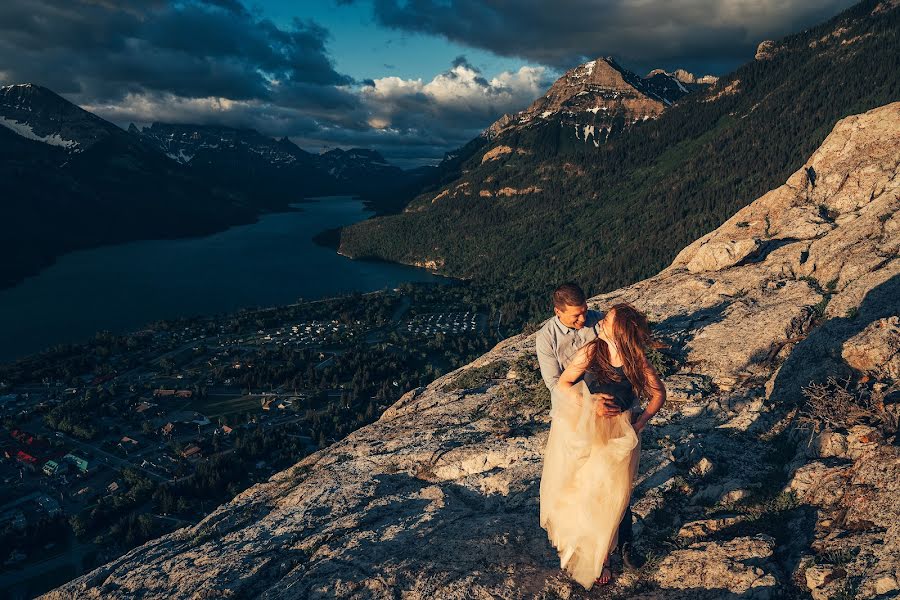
389, 57, 717, 223
43, 101, 899, 600
339, 0, 900, 310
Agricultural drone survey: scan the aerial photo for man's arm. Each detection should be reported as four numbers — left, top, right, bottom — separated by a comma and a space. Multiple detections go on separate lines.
535, 331, 562, 392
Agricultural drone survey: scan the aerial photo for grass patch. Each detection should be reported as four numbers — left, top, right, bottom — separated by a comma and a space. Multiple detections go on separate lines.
815, 547, 856, 567
646, 346, 678, 378
494, 354, 551, 410
443, 359, 510, 392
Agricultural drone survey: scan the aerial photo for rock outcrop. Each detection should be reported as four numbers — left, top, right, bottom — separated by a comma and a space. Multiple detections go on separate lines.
755, 40, 779, 60
842, 316, 900, 379
43, 103, 899, 599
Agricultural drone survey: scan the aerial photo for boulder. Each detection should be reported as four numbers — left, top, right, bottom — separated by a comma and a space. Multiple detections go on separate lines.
654, 535, 779, 595
842, 316, 900, 380
685, 238, 760, 272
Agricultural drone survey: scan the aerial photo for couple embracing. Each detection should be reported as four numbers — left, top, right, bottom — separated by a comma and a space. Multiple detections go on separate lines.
535, 283, 667, 589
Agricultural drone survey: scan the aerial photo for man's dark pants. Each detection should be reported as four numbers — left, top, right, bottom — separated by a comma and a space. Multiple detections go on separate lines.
618, 505, 633, 548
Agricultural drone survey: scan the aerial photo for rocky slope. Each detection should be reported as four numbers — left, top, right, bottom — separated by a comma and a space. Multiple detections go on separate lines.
44, 103, 899, 599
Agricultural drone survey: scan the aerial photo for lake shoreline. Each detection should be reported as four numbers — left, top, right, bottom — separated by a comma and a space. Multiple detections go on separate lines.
0, 203, 311, 294
0, 196, 442, 363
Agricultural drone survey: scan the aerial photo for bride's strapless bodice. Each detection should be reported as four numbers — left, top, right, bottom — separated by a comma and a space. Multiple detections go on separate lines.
584, 365, 637, 411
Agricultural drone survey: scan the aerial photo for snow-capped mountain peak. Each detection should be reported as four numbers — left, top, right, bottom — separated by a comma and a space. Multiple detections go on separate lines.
483, 57, 717, 145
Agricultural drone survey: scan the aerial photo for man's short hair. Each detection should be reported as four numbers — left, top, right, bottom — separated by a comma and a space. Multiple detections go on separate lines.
553, 282, 587, 309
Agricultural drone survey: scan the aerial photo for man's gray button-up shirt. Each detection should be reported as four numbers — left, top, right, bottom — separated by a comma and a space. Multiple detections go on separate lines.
535, 309, 603, 392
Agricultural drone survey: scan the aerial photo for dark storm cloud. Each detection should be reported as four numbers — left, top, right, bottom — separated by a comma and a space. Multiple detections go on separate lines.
20, 0, 858, 165
354, 0, 860, 73
0, 0, 552, 164
0, 0, 353, 106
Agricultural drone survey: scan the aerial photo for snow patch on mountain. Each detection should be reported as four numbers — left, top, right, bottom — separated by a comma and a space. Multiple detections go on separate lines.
0, 116, 80, 149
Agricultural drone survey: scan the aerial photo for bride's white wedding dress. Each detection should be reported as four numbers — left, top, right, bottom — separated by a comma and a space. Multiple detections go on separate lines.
539, 379, 641, 589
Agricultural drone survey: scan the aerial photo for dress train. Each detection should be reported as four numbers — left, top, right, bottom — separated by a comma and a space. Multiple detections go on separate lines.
539, 380, 641, 589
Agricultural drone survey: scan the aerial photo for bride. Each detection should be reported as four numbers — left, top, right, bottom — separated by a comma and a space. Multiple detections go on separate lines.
539, 302, 666, 589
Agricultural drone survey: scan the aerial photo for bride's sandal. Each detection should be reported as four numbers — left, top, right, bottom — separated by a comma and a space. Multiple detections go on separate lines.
595, 563, 613, 586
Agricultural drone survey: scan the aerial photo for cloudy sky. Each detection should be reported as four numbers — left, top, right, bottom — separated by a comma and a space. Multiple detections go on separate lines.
0, 0, 858, 167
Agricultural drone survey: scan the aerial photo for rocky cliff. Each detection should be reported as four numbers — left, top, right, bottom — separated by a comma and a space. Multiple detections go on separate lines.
44, 103, 899, 599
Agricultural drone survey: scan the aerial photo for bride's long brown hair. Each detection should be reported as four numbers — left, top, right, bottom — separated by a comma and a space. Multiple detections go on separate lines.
587, 302, 662, 400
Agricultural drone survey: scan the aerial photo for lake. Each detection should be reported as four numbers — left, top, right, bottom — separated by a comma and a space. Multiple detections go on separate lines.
0, 196, 441, 363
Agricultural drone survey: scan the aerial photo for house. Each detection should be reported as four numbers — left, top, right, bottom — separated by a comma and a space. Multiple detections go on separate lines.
161, 422, 176, 437
120, 436, 139, 446
221, 425, 233, 435
181, 445, 202, 460
63, 453, 90, 474
107, 481, 121, 494
134, 401, 155, 413
42, 460, 68, 476
15, 450, 38, 471
175, 390, 192, 398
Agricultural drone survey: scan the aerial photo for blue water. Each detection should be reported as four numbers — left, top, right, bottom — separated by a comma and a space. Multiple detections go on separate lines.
0, 196, 440, 363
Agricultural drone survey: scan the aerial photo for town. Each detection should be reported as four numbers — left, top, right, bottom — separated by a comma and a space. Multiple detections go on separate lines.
0, 283, 499, 598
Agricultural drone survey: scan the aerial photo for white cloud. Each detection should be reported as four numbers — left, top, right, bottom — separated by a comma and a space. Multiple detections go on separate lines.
79, 59, 552, 166
362, 63, 548, 130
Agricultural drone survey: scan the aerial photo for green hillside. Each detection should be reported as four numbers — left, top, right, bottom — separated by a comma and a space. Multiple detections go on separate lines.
339, 0, 900, 312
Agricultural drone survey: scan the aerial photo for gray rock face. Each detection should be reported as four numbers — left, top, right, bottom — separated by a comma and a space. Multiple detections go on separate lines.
685, 238, 760, 273
43, 103, 900, 599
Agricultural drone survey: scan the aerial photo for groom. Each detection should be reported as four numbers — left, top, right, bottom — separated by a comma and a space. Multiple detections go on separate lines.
535, 282, 644, 570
